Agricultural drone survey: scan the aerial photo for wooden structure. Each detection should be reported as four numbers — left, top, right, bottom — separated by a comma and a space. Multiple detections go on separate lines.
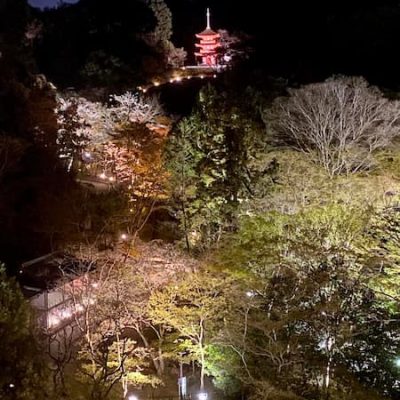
20, 252, 88, 333
195, 8, 221, 67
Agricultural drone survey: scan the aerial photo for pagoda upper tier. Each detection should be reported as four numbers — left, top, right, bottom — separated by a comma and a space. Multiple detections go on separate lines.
194, 8, 221, 67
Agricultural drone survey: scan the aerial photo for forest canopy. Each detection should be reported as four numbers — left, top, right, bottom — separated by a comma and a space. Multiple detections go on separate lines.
1, 1, 400, 399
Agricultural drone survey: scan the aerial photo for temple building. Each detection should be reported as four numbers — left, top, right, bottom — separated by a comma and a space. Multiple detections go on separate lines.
195, 8, 221, 67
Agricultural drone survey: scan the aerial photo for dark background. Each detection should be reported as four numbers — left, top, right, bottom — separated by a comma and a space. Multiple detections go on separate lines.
3, 0, 400, 267
25, 0, 400, 89
167, 0, 400, 88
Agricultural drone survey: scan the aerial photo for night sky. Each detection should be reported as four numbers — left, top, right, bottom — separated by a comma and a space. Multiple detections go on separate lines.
22, 0, 400, 88
28, 0, 80, 9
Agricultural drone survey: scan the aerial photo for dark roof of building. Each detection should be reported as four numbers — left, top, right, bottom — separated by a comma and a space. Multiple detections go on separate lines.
196, 28, 220, 37
19, 252, 88, 294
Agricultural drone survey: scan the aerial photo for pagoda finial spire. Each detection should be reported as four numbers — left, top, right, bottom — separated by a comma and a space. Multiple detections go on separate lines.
206, 8, 211, 29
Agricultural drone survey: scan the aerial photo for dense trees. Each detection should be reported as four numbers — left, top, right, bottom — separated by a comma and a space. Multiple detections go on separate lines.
148, 273, 232, 391
70, 260, 156, 400
166, 85, 264, 251
2, 1, 400, 399
0, 1, 89, 267
212, 206, 400, 399
33, 0, 187, 88
0, 265, 49, 399
2, 68, 400, 399
44, 242, 199, 399
161, 76, 400, 399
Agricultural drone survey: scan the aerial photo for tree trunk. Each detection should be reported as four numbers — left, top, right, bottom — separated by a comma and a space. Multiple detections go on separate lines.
137, 325, 165, 375
199, 318, 205, 391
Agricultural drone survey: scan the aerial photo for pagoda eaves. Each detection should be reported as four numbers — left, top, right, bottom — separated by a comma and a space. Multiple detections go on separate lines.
194, 8, 221, 67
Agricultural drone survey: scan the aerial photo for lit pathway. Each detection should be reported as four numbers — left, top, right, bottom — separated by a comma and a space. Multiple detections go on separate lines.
137, 65, 222, 93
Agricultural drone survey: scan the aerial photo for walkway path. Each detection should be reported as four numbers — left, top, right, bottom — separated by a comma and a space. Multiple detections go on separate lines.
138, 65, 222, 93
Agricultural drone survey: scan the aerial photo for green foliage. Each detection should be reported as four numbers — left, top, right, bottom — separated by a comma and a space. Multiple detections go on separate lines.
73, 263, 165, 399
213, 205, 400, 399
148, 272, 230, 341
241, 149, 400, 215
166, 85, 265, 252
204, 345, 242, 396
263, 77, 400, 176
367, 207, 400, 311
0, 264, 49, 399
146, 0, 172, 45
148, 272, 234, 389
76, 336, 135, 400
222, 204, 373, 279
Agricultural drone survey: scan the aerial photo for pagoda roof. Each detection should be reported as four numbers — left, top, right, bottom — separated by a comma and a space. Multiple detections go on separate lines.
195, 42, 221, 48
196, 28, 220, 37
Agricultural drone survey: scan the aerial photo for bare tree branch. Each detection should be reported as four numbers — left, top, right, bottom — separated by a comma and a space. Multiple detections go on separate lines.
264, 77, 400, 175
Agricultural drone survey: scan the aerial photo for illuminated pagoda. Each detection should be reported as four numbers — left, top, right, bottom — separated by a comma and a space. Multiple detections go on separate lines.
195, 8, 221, 67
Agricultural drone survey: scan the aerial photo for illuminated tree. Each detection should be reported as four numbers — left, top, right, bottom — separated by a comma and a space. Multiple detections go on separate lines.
166, 85, 262, 251
264, 77, 400, 176
55, 91, 164, 183
145, 0, 172, 47
148, 272, 231, 391
110, 92, 163, 126
97, 131, 169, 232
61, 240, 197, 398
217, 29, 251, 66
55, 94, 113, 170
62, 257, 162, 400
56, 91, 161, 154
142, 0, 188, 70
56, 91, 170, 248
55, 97, 87, 170
165, 43, 187, 69
215, 205, 400, 399
368, 207, 400, 308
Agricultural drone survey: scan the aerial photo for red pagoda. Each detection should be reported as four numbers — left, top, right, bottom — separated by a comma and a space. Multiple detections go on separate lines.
195, 8, 221, 67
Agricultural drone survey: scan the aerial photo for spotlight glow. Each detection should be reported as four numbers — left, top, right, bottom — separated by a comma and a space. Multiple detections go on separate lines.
198, 392, 208, 400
